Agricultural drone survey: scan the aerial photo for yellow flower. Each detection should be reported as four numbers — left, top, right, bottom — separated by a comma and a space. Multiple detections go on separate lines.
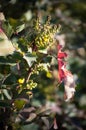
18, 78, 25, 84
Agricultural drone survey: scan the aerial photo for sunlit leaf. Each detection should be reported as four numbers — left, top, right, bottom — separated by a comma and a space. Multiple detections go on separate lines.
14, 98, 28, 110
16, 24, 25, 33
23, 52, 37, 67
0, 28, 15, 56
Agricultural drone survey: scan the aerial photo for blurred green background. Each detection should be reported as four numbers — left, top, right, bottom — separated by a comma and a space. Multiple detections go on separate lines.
0, 0, 86, 130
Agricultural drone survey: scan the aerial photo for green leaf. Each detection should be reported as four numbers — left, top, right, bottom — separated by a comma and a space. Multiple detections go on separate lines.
32, 99, 41, 107
16, 24, 25, 33
0, 52, 23, 65
2, 89, 12, 99
43, 56, 52, 63
0, 56, 16, 65
38, 48, 48, 54
18, 38, 28, 52
9, 18, 18, 27
2, 21, 13, 38
23, 52, 37, 67
0, 73, 4, 80
14, 98, 28, 110
10, 65, 20, 75
4, 74, 17, 85
0, 100, 11, 107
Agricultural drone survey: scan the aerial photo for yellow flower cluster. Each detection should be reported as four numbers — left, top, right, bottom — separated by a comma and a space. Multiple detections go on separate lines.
34, 17, 59, 49
35, 33, 50, 48
18, 78, 37, 91
26, 80, 37, 90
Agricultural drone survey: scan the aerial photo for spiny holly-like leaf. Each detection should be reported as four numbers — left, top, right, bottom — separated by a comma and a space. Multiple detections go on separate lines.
23, 52, 37, 67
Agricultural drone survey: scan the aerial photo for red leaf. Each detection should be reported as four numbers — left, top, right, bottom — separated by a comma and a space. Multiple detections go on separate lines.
57, 43, 76, 101
58, 52, 67, 59
58, 60, 66, 82
57, 44, 63, 51
58, 60, 65, 69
